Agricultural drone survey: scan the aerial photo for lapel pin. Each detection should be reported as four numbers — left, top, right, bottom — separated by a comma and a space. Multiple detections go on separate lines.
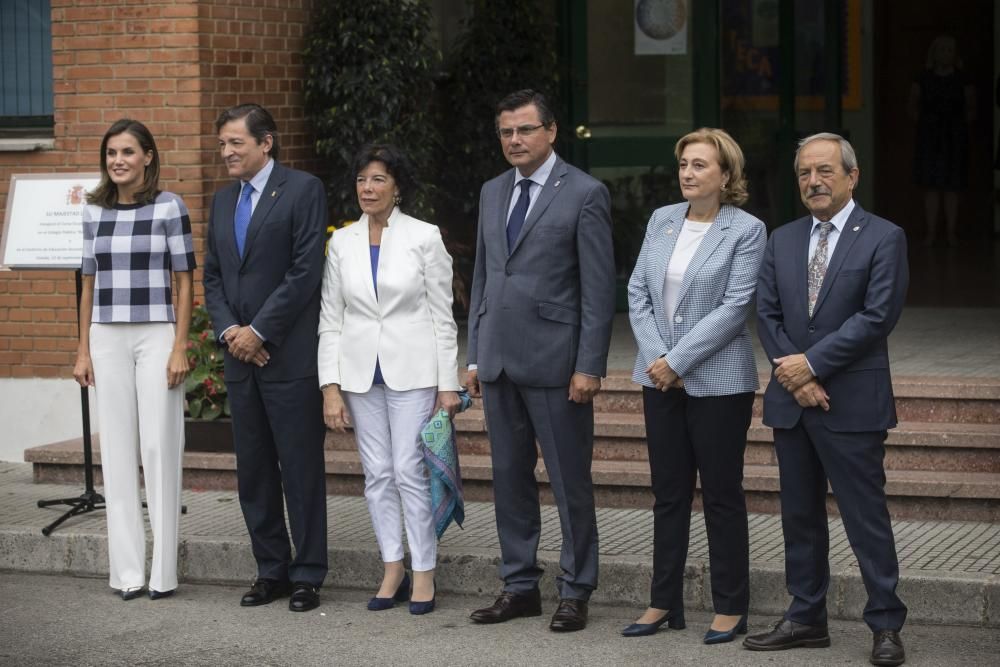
853, 225, 859, 231
553, 180, 561, 188
666, 228, 674, 235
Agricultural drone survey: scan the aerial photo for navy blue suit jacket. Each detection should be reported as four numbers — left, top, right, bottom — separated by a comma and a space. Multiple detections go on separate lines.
203, 162, 328, 383
757, 203, 909, 432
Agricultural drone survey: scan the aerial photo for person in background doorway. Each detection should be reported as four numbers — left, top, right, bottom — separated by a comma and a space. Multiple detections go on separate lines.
908, 34, 976, 247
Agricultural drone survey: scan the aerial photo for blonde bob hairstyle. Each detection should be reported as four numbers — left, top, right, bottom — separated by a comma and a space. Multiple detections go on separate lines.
674, 128, 749, 207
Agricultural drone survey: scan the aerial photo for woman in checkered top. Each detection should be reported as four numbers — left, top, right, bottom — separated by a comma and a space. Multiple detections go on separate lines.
72, 119, 195, 601
623, 128, 767, 643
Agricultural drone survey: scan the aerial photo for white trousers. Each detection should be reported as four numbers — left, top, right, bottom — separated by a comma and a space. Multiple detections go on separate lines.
90, 322, 184, 592
343, 385, 437, 571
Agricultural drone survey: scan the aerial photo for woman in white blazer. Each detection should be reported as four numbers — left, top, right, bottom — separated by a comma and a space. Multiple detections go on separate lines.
622, 129, 766, 643
318, 145, 461, 615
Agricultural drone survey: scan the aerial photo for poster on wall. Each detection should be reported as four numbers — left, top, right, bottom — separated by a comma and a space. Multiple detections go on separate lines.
721, 0, 862, 110
0, 173, 100, 270
634, 0, 688, 56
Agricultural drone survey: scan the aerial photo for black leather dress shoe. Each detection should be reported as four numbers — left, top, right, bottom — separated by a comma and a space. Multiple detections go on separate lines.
289, 582, 320, 612
469, 590, 542, 624
742, 618, 830, 651
240, 578, 290, 607
870, 629, 905, 666
549, 598, 588, 632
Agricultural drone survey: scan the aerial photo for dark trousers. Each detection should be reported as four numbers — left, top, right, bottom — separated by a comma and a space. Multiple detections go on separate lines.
774, 408, 907, 631
228, 372, 328, 587
481, 372, 599, 600
643, 387, 754, 614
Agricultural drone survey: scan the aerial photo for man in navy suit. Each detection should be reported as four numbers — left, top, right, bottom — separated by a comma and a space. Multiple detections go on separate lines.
203, 104, 328, 612
746, 133, 909, 666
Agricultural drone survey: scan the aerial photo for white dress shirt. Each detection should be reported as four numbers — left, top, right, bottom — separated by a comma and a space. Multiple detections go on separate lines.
808, 198, 855, 266
506, 150, 557, 225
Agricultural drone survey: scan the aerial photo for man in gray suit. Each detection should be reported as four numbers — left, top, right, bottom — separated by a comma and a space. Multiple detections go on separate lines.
466, 89, 616, 632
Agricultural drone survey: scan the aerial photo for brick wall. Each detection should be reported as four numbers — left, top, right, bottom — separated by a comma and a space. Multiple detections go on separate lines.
0, 0, 318, 380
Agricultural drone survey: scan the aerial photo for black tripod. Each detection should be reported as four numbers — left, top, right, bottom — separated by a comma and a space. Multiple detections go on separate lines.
37, 270, 105, 536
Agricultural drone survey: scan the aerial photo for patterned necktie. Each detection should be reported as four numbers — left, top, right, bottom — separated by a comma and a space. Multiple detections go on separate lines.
506, 179, 532, 255
807, 221, 834, 317
234, 182, 254, 257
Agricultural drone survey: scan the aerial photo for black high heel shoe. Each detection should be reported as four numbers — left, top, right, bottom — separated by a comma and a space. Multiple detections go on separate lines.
409, 578, 435, 615
621, 609, 686, 637
367, 572, 411, 611
148, 588, 175, 600
703, 614, 748, 644
118, 587, 145, 601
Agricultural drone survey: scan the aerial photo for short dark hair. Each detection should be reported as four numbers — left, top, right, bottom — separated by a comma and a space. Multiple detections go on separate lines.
215, 103, 280, 161
87, 118, 161, 208
351, 144, 417, 210
495, 89, 556, 128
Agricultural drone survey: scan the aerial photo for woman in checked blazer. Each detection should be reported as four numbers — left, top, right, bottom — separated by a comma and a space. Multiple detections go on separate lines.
622, 128, 766, 643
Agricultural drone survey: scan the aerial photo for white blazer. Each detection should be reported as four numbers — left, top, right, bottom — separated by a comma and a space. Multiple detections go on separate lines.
318, 207, 461, 394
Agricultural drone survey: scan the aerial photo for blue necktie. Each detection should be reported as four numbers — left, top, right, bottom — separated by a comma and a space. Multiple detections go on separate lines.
506, 180, 532, 254
234, 182, 253, 257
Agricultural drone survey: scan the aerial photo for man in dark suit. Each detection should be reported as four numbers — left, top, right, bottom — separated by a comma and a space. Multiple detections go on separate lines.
203, 103, 328, 612
466, 90, 616, 632
746, 133, 909, 666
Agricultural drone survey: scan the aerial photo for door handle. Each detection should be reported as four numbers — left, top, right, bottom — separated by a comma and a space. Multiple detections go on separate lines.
575, 125, 592, 140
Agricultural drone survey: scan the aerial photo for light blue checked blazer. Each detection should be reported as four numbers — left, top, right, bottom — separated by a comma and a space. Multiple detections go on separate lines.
628, 202, 767, 396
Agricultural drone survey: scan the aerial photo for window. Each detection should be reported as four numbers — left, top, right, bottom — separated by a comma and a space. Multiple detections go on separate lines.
0, 0, 53, 139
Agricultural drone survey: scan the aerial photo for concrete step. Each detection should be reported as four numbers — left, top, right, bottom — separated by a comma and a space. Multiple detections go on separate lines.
596, 373, 1000, 423
321, 411, 1000, 473
25, 438, 1000, 522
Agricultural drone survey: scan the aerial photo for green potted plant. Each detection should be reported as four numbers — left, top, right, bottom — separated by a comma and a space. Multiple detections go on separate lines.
183, 303, 232, 451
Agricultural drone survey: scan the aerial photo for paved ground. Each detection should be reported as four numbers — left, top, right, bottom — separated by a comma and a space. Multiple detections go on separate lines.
3, 462, 998, 628
1, 572, 998, 667
4, 463, 999, 575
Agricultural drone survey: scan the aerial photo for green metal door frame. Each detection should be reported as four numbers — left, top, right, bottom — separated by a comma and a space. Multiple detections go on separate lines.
560, 0, 843, 226
562, 0, 723, 171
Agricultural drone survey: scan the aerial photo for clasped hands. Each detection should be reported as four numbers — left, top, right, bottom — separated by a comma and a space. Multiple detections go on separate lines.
224, 326, 270, 366
322, 386, 462, 433
647, 357, 684, 392
773, 353, 830, 411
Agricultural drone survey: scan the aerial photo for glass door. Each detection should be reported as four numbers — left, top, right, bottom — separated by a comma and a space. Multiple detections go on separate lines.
563, 0, 717, 305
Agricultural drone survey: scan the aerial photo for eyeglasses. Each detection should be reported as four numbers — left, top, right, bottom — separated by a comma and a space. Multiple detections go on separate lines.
497, 123, 547, 139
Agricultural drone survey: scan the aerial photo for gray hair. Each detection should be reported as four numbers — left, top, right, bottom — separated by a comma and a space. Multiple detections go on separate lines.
794, 132, 858, 174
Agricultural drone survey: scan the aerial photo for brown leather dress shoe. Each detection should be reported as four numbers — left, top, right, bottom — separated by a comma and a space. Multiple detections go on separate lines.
240, 578, 290, 607
742, 618, 830, 651
549, 598, 588, 632
870, 629, 905, 666
469, 590, 542, 624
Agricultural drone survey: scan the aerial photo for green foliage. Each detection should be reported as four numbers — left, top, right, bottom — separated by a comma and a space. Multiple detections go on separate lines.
303, 0, 442, 225
184, 304, 229, 421
440, 0, 561, 226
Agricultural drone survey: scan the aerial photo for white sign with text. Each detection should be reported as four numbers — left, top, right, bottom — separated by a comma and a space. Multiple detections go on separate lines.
0, 173, 100, 269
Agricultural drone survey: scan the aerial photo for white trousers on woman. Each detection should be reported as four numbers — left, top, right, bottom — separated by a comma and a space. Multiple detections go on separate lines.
90, 322, 184, 592
343, 385, 437, 571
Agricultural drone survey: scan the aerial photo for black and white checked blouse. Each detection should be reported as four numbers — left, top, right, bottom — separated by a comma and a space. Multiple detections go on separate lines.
81, 191, 196, 323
